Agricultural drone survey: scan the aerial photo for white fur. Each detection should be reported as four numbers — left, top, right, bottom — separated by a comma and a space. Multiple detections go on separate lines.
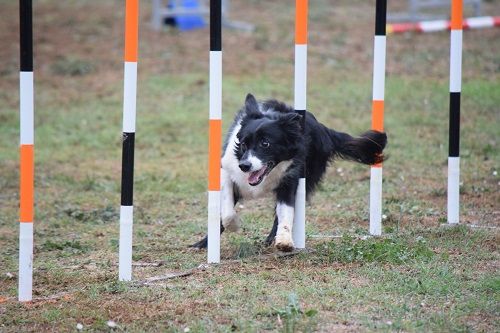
275, 203, 295, 250
246, 152, 263, 172
220, 168, 239, 231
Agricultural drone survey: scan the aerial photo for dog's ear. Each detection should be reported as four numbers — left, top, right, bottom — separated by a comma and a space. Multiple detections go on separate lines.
244, 93, 261, 118
276, 112, 303, 146
278, 112, 303, 129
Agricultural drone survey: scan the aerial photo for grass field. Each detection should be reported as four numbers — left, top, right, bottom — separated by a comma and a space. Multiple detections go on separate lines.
0, 0, 499, 332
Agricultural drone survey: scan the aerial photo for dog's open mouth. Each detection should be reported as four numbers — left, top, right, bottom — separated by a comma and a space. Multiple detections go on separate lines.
248, 162, 275, 186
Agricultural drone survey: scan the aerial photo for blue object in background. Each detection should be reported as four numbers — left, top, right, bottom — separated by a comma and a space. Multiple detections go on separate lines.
168, 0, 206, 31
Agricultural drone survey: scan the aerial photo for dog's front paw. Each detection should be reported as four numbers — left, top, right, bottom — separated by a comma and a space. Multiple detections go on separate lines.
222, 213, 241, 232
275, 232, 294, 252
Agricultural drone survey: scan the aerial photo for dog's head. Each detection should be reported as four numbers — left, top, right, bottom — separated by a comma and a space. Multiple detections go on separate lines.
235, 94, 302, 186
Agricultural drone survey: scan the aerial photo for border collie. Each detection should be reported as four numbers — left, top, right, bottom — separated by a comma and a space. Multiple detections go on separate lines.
191, 94, 387, 251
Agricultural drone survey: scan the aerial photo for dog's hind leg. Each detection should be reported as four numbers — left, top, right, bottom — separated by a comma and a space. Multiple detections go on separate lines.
190, 170, 238, 249
190, 224, 225, 249
264, 216, 278, 246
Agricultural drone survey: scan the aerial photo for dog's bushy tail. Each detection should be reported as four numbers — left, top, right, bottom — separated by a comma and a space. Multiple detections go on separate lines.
329, 129, 387, 165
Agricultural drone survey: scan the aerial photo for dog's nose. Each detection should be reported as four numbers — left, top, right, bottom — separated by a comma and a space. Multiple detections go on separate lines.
239, 161, 252, 172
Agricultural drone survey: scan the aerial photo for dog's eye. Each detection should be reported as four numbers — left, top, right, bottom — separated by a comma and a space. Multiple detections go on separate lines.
260, 139, 270, 148
240, 142, 247, 151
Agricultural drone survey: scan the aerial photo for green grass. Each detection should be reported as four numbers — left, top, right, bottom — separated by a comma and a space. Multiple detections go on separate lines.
0, 74, 498, 332
313, 234, 434, 264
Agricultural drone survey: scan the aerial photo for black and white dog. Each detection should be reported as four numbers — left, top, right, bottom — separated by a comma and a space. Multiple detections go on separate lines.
192, 94, 387, 251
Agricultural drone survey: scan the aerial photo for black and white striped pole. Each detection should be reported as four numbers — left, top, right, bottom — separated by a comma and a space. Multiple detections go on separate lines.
448, 0, 463, 224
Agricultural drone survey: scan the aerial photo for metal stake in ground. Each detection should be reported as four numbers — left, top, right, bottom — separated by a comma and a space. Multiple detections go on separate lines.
119, 0, 139, 281
370, 0, 387, 236
448, 0, 463, 224
207, 0, 222, 264
292, 0, 308, 249
19, 0, 34, 302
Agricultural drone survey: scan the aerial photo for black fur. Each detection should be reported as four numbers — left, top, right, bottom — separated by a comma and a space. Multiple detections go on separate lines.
191, 93, 387, 250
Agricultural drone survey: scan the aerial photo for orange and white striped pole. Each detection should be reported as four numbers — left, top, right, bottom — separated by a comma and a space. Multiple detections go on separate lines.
369, 0, 387, 236
292, 0, 308, 249
448, 0, 463, 224
207, 0, 222, 263
119, 0, 139, 281
19, 0, 34, 302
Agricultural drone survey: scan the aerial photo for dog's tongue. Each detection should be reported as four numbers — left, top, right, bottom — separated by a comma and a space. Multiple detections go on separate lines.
248, 166, 267, 185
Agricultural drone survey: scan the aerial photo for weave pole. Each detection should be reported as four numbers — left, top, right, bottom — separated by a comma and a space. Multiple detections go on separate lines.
369, 0, 387, 236
19, 0, 34, 302
448, 0, 463, 224
292, 0, 308, 249
119, 0, 139, 281
207, 0, 222, 263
